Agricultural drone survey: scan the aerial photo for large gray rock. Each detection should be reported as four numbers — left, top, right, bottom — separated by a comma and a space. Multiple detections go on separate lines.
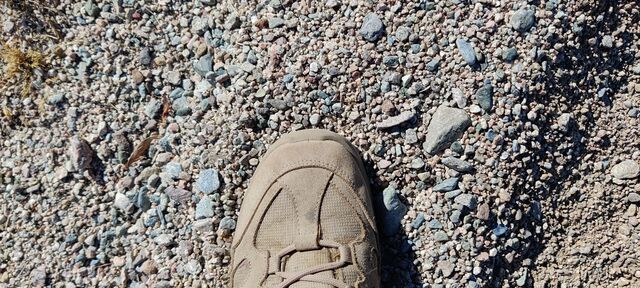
510, 9, 536, 32
456, 38, 476, 66
423, 106, 471, 154
611, 160, 640, 179
359, 13, 384, 42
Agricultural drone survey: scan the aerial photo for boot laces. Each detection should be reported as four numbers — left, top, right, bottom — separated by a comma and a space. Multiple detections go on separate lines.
270, 239, 352, 288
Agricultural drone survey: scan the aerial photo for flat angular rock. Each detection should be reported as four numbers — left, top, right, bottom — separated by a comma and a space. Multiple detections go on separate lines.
68, 136, 95, 172
193, 54, 212, 76
433, 177, 459, 192
164, 186, 192, 204
456, 38, 476, 66
376, 111, 415, 129
196, 169, 220, 194
423, 106, 471, 154
442, 157, 474, 173
454, 193, 478, 209
268, 17, 285, 29
194, 218, 214, 232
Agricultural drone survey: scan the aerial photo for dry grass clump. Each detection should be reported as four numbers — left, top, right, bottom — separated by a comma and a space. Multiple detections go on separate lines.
0, 45, 47, 97
1, 0, 62, 125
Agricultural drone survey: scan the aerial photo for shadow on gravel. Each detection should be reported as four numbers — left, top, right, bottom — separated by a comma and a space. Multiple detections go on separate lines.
488, 0, 637, 286
362, 158, 424, 288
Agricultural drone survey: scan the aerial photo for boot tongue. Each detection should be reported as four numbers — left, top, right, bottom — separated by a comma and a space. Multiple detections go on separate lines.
285, 248, 334, 288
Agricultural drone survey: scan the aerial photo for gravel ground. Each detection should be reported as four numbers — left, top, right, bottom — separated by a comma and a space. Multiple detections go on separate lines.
1, 0, 639, 287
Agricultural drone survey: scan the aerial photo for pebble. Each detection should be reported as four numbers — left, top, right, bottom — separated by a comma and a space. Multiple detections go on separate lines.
224, 14, 241, 30
164, 162, 182, 179
166, 71, 181, 85
139, 47, 152, 66
510, 9, 536, 32
411, 213, 426, 229
492, 224, 508, 237
218, 216, 237, 231
155, 234, 174, 246
426, 57, 440, 72
140, 259, 157, 275
438, 260, 454, 277
309, 114, 321, 125
395, 26, 410, 42
172, 97, 192, 116
378, 186, 408, 236
196, 169, 220, 194
423, 106, 471, 154
84, 0, 100, 17
404, 129, 418, 145
268, 17, 285, 29
359, 13, 384, 42
428, 219, 443, 229
194, 54, 213, 76
451, 88, 467, 108
113, 193, 131, 212
185, 259, 202, 275
628, 193, 640, 203
193, 218, 213, 233
144, 98, 162, 118
611, 160, 639, 180
47, 93, 65, 105
475, 84, 494, 112
502, 47, 518, 62
601, 36, 613, 48
433, 231, 449, 242
195, 196, 214, 219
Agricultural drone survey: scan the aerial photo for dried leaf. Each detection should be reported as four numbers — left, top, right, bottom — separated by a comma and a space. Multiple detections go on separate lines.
255, 18, 268, 29
159, 95, 170, 129
124, 134, 158, 168
2, 106, 12, 119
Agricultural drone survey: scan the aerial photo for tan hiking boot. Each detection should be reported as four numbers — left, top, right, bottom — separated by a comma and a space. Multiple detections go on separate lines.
230, 129, 380, 288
